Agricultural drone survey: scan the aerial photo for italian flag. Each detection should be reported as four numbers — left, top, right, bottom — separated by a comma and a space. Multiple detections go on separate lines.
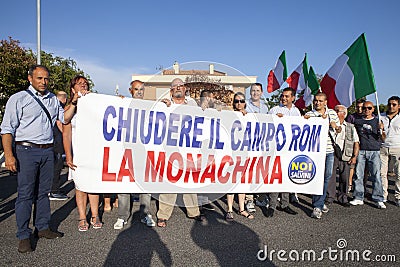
267, 50, 287, 93
286, 53, 308, 93
321, 33, 376, 108
303, 66, 320, 107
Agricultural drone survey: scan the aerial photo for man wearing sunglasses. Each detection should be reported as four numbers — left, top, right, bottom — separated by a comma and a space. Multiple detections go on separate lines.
350, 101, 386, 209
380, 96, 400, 206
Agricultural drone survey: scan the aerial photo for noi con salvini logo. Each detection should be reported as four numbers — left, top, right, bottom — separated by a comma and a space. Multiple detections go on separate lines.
288, 155, 316, 185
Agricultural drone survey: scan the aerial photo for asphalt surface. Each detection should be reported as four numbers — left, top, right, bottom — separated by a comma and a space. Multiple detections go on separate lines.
0, 168, 399, 267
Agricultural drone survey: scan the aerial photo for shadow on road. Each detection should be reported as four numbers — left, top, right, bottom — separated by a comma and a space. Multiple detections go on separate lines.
104, 211, 172, 267
0, 172, 17, 223
191, 205, 276, 267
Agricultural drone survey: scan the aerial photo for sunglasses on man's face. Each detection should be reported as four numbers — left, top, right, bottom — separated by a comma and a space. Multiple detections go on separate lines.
362, 106, 373, 110
388, 103, 398, 107
233, 99, 246, 104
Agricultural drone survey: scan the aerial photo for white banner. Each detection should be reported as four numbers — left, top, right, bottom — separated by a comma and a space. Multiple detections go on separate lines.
73, 94, 328, 194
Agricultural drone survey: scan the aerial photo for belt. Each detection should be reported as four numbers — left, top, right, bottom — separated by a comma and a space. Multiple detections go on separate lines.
15, 141, 54, 149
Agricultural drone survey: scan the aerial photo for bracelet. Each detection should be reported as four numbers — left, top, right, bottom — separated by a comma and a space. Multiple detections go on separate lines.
71, 101, 78, 106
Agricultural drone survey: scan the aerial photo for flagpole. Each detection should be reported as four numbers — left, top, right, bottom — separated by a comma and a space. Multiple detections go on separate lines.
374, 91, 381, 122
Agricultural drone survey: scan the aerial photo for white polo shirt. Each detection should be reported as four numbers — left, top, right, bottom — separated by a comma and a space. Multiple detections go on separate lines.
269, 104, 301, 116
381, 113, 400, 148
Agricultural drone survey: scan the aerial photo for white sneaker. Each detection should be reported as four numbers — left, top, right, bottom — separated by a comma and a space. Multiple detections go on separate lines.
113, 218, 127, 230
141, 214, 156, 227
322, 204, 329, 213
376, 202, 386, 209
246, 200, 256, 213
311, 208, 322, 219
349, 199, 364, 206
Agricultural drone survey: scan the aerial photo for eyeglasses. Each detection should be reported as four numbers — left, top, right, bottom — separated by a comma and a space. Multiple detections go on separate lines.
233, 99, 246, 104
388, 103, 398, 106
362, 106, 373, 110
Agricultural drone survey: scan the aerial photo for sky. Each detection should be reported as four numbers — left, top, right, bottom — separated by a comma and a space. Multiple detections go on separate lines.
1, 0, 399, 104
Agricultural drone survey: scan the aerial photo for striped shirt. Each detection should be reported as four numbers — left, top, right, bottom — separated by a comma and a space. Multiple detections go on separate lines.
305, 108, 339, 153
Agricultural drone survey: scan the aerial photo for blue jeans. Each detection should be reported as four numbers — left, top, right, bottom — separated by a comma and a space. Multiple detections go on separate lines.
354, 150, 384, 202
312, 152, 334, 209
15, 145, 54, 240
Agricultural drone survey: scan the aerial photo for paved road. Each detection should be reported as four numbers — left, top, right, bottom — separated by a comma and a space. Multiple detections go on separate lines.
0, 169, 399, 266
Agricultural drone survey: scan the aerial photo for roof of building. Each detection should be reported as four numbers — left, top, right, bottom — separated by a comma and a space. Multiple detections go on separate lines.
162, 69, 226, 76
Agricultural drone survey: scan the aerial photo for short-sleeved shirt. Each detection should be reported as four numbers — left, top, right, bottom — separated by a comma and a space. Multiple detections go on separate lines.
305, 108, 339, 153
354, 116, 382, 151
269, 104, 301, 116
381, 113, 400, 148
171, 96, 198, 106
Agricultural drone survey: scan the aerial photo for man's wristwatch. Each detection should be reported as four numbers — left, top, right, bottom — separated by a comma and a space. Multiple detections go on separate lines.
71, 100, 78, 106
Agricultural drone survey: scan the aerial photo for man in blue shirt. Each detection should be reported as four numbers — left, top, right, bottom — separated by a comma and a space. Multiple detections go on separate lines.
1, 65, 84, 253
245, 83, 269, 213
245, 83, 269, 114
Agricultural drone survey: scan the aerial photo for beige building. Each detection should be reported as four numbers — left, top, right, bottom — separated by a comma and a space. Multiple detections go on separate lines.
131, 62, 257, 101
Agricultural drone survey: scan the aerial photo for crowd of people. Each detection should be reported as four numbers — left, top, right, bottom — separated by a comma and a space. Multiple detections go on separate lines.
1, 64, 399, 253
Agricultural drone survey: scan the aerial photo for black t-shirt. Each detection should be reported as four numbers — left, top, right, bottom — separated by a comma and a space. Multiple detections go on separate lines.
346, 112, 363, 124
354, 117, 382, 151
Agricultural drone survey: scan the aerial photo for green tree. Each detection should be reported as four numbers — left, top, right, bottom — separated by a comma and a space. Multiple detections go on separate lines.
0, 37, 94, 120
265, 89, 283, 109
0, 37, 35, 113
40, 51, 94, 94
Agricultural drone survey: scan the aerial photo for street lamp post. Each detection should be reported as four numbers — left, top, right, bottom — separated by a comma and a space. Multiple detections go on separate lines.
37, 0, 41, 64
